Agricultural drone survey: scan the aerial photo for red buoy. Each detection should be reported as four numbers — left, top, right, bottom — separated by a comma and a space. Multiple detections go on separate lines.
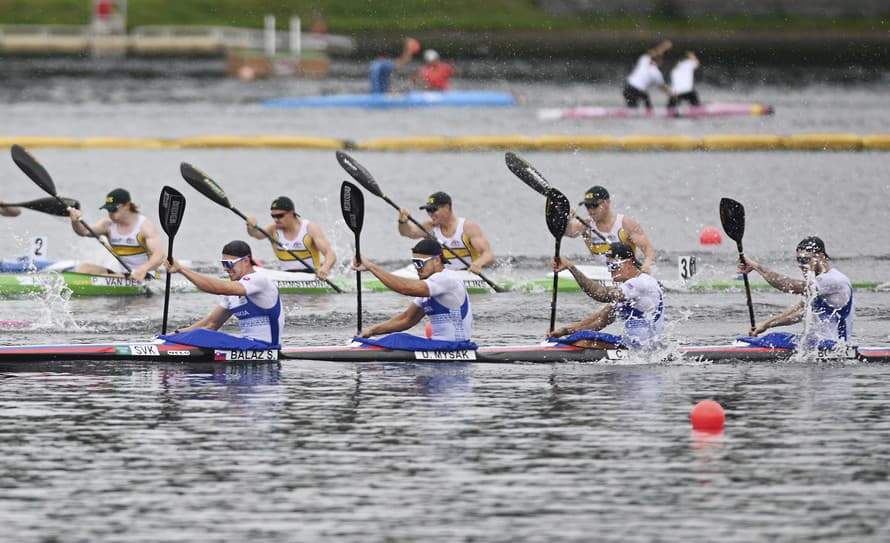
699, 226, 722, 245
690, 399, 725, 430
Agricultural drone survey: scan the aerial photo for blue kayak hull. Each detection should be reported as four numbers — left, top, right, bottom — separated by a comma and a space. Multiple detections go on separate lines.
263, 90, 516, 109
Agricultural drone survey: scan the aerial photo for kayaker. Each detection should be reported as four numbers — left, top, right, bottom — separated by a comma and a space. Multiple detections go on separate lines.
68, 188, 165, 283
563, 185, 657, 274
414, 49, 456, 91
623, 39, 674, 110
549, 242, 664, 347
667, 51, 701, 110
165, 240, 284, 346
397, 191, 494, 275
738, 236, 853, 345
245, 196, 336, 280
369, 37, 418, 94
0, 201, 22, 217
353, 239, 472, 341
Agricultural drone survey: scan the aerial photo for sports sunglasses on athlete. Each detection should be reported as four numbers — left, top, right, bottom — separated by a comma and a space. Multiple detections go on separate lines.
220, 255, 248, 269
606, 258, 629, 271
412, 255, 437, 269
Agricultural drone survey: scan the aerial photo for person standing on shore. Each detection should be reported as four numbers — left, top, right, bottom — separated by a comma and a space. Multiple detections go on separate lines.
369, 37, 419, 94
623, 40, 674, 110
668, 51, 701, 110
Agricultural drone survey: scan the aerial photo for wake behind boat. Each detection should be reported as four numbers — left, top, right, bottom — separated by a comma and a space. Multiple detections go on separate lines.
538, 102, 774, 121
262, 90, 516, 109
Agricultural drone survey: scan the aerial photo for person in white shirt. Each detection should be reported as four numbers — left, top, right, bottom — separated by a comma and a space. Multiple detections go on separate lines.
354, 239, 472, 341
737, 236, 853, 344
622, 40, 674, 110
166, 240, 284, 346
549, 242, 664, 347
668, 51, 701, 109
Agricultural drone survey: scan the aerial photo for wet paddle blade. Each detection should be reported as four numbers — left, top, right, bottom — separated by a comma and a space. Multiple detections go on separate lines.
340, 181, 364, 235
505, 152, 552, 196
159, 186, 186, 239
545, 188, 571, 240
11, 144, 57, 196
336, 151, 384, 197
180, 162, 231, 208
719, 198, 746, 244
5, 196, 80, 216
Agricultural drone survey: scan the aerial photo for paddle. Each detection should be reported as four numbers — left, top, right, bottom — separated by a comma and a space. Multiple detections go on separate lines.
545, 188, 571, 333
10, 144, 133, 275
179, 162, 344, 293
504, 151, 606, 242
340, 181, 365, 334
1, 196, 81, 216
158, 186, 186, 335
336, 150, 506, 293
719, 197, 756, 331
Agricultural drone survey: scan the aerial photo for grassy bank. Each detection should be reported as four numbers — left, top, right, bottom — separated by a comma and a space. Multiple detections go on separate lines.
0, 0, 886, 33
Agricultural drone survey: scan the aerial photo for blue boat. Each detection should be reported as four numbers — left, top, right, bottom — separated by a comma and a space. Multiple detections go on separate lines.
262, 90, 516, 109
0, 257, 76, 273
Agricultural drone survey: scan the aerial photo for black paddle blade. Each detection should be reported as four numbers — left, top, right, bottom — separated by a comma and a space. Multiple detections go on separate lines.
11, 144, 57, 196
180, 162, 230, 208
340, 181, 364, 235
159, 186, 186, 238
336, 151, 384, 197
719, 198, 746, 244
545, 188, 571, 240
5, 196, 80, 216
505, 152, 551, 196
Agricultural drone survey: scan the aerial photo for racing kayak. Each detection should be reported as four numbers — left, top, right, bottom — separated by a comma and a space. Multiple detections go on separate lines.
262, 90, 516, 109
0, 257, 76, 273
538, 102, 774, 121
1, 340, 886, 364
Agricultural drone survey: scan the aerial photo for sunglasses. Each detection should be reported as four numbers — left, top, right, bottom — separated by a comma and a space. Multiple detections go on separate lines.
271, 212, 288, 219
105, 205, 120, 213
220, 255, 247, 269
585, 202, 604, 210
606, 258, 629, 271
796, 256, 813, 265
412, 255, 437, 269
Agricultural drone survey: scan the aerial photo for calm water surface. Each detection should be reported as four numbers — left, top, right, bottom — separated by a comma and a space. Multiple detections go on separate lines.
1, 59, 889, 542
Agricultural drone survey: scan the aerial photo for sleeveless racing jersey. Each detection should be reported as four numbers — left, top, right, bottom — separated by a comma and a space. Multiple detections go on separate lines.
805, 268, 854, 343
108, 215, 153, 275
612, 273, 664, 346
584, 214, 637, 261
626, 54, 665, 92
413, 269, 472, 341
434, 218, 479, 271
272, 220, 320, 272
219, 271, 283, 345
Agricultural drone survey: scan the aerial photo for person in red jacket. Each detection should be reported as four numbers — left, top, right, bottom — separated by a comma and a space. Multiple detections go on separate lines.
415, 49, 456, 91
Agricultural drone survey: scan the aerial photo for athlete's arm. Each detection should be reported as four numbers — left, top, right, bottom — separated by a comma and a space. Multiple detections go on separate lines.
360, 303, 425, 337
751, 300, 805, 336
306, 222, 336, 280
355, 257, 430, 297
463, 220, 494, 273
550, 304, 615, 337
554, 256, 624, 303
132, 220, 166, 282
623, 216, 656, 274
69, 208, 109, 237
739, 258, 805, 294
396, 208, 429, 239
167, 259, 248, 296
563, 211, 587, 238
244, 216, 273, 240
176, 305, 232, 334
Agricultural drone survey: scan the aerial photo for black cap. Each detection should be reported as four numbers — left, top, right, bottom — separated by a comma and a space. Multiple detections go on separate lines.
100, 188, 131, 210
222, 240, 253, 258
605, 242, 635, 260
419, 191, 452, 211
270, 196, 295, 212
412, 238, 444, 256
578, 186, 609, 206
797, 236, 830, 259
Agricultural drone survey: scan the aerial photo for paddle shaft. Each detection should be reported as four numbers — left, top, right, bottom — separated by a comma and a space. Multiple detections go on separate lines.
379, 194, 505, 293
354, 235, 362, 333
735, 241, 757, 331
550, 238, 562, 332
161, 237, 175, 334
229, 207, 344, 294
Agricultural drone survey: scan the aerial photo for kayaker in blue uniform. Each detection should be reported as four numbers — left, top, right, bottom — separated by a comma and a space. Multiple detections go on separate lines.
397, 191, 495, 275
369, 37, 418, 94
549, 242, 664, 347
0, 201, 22, 217
68, 188, 165, 283
245, 196, 336, 280
353, 239, 472, 341
738, 236, 853, 346
165, 240, 284, 346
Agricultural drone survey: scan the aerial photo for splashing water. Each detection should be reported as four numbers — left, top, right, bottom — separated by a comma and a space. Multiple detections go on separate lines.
27, 273, 81, 331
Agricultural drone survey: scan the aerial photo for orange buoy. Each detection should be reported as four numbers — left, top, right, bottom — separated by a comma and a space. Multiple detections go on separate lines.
690, 399, 725, 430
425, 321, 432, 339
699, 226, 722, 245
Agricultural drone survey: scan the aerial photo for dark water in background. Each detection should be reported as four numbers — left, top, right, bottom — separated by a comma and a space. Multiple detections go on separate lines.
1, 57, 889, 542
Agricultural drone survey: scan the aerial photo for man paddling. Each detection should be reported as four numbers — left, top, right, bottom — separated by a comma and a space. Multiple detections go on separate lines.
246, 196, 337, 280
165, 240, 284, 346
397, 191, 494, 275
738, 236, 853, 346
0, 201, 22, 217
68, 188, 165, 282
563, 185, 657, 274
623, 40, 674, 110
369, 37, 418, 94
353, 239, 472, 341
667, 51, 701, 111
549, 242, 664, 347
